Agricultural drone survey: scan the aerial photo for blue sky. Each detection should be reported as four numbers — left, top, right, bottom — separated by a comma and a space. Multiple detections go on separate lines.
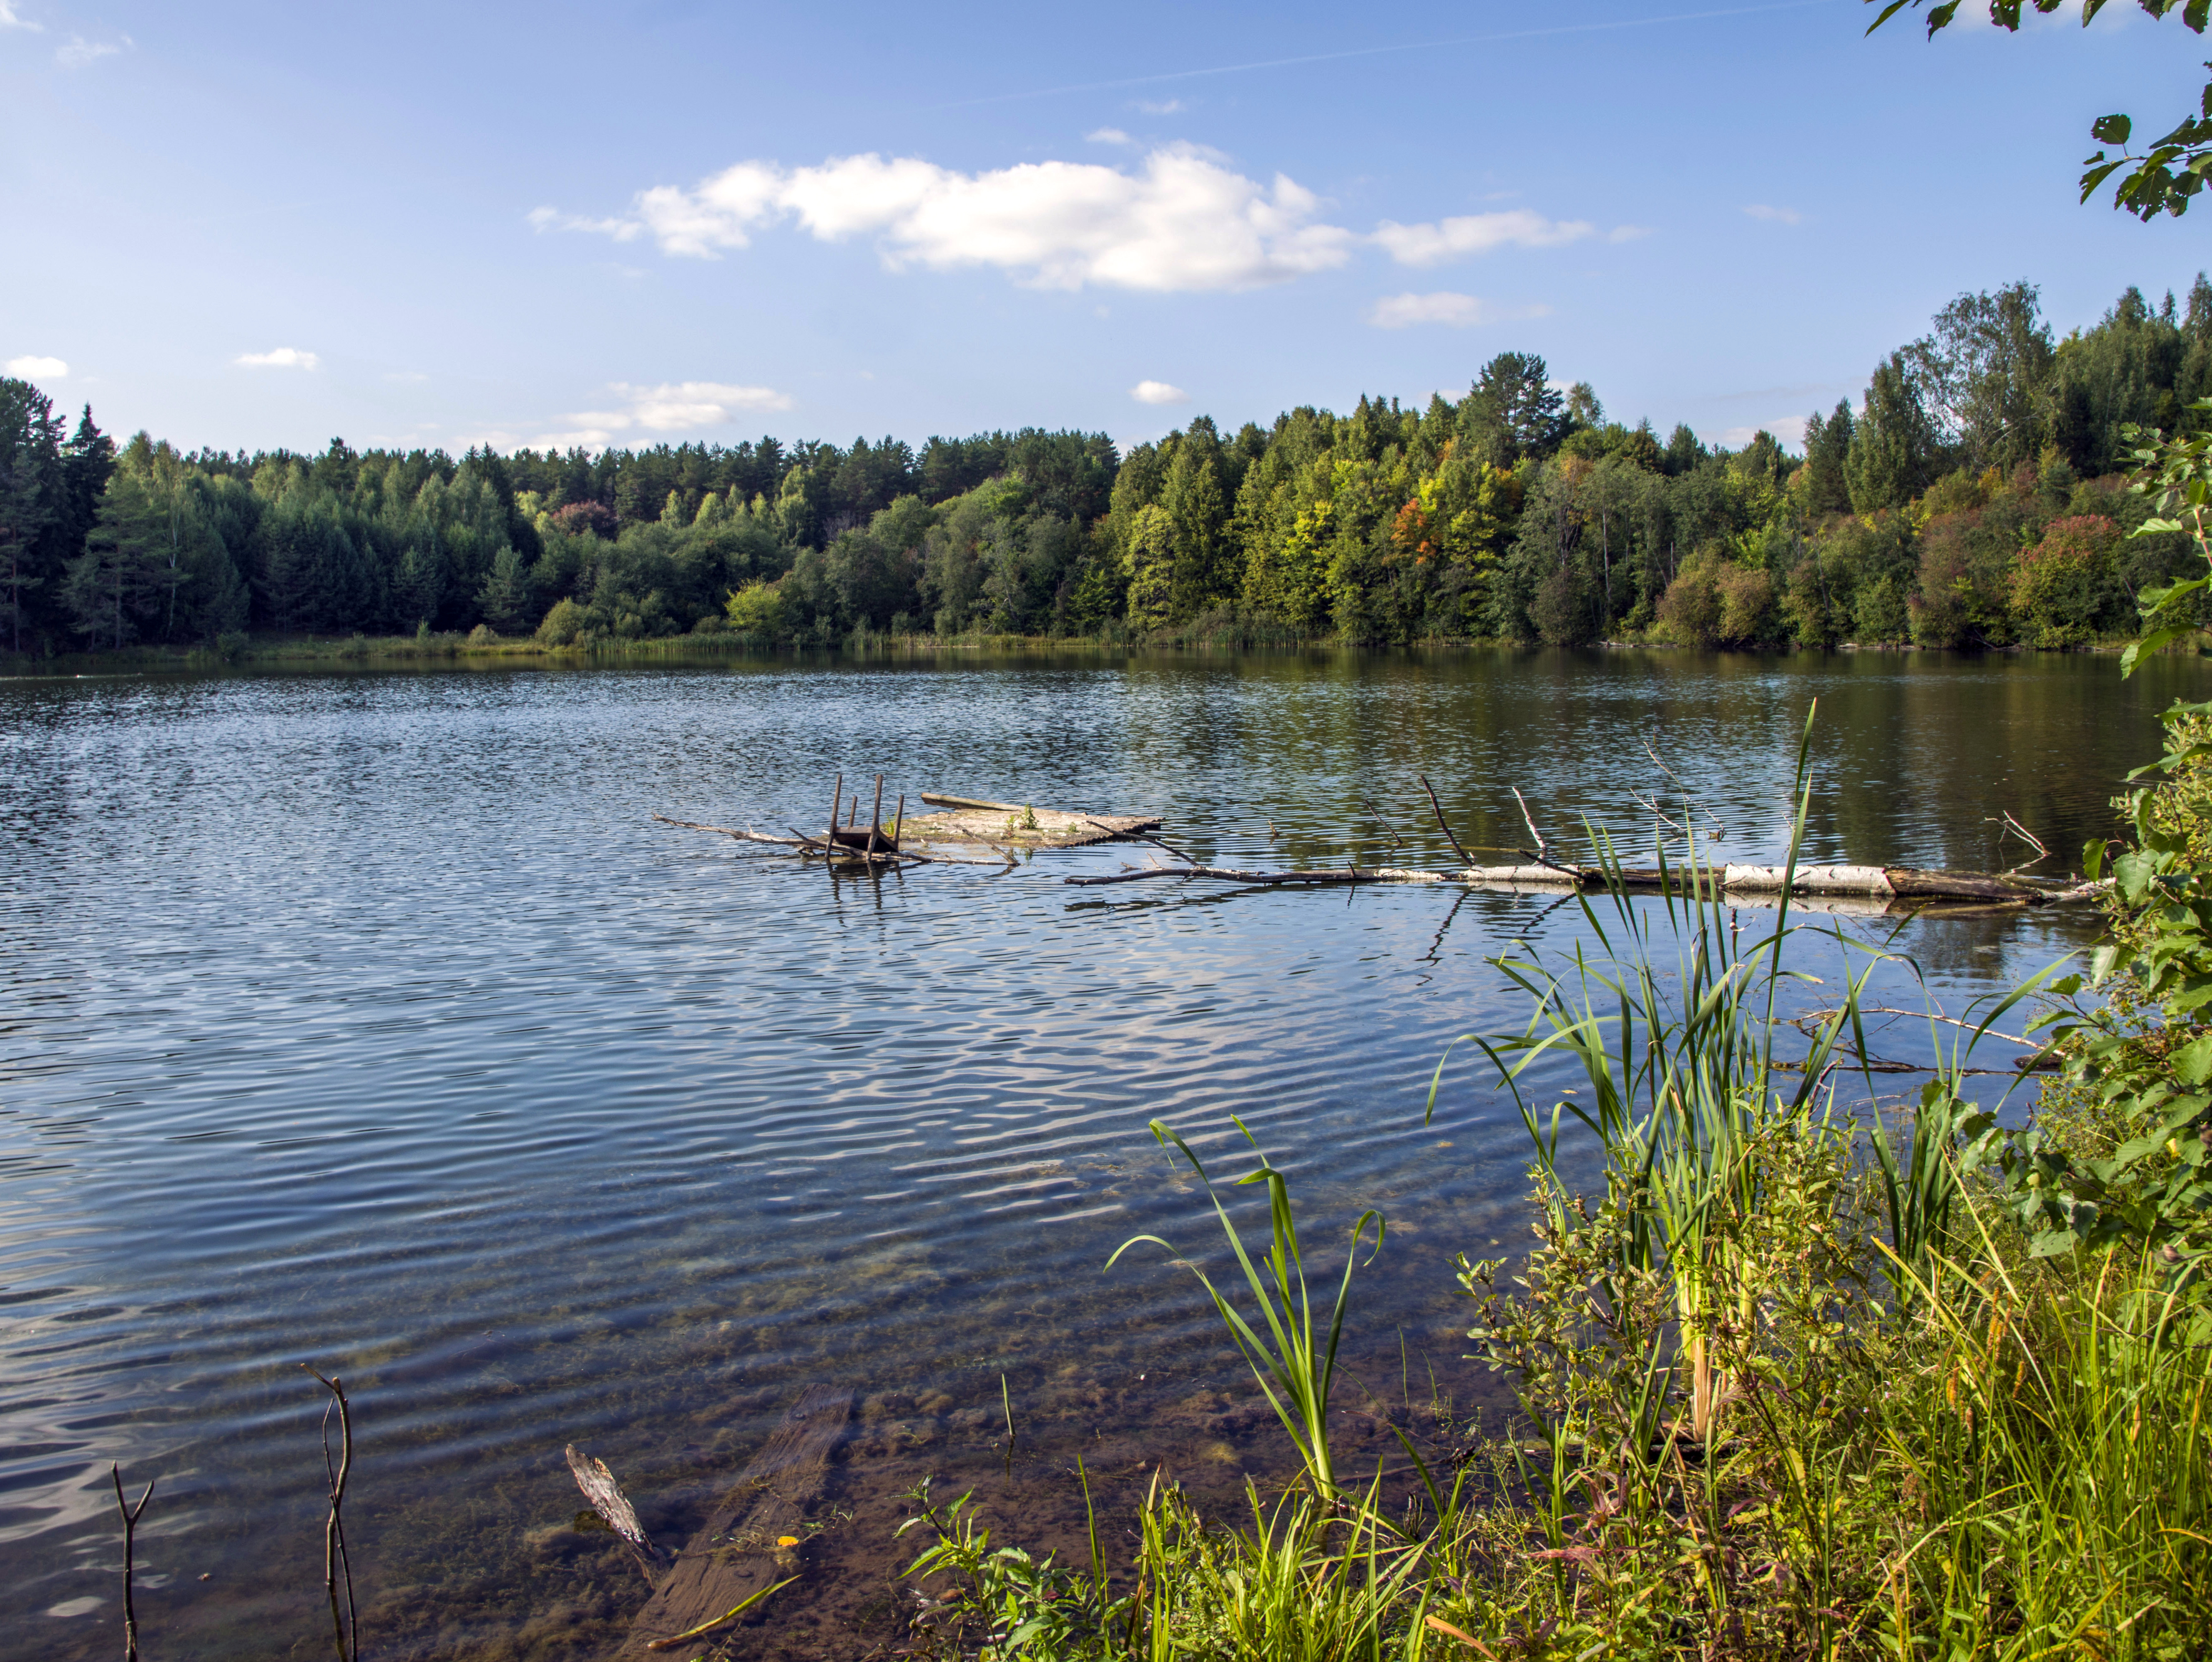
3, 0, 2206, 460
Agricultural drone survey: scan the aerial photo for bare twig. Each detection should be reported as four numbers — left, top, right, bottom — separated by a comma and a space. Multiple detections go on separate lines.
1642, 736, 1726, 842
111, 1465, 155, 1662
1084, 817, 1197, 865
1417, 775, 1475, 866
1361, 796, 1406, 848
1988, 809, 2053, 874
1509, 786, 1576, 874
301, 1366, 358, 1662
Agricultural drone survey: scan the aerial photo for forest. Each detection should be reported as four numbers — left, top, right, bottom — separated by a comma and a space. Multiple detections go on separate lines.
5, 273, 2212, 658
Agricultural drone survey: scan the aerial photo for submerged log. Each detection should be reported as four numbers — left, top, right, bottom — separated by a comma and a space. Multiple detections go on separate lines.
611, 1385, 852, 1660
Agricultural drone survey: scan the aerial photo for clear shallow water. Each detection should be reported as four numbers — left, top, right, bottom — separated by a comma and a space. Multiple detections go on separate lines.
0, 646, 2195, 1659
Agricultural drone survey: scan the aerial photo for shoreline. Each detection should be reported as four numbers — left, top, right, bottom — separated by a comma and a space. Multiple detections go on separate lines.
4, 626, 2201, 679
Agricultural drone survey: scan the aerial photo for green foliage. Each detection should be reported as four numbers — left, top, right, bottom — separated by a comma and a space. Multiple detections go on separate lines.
2009, 512, 2122, 646
21, 283, 2212, 659
1873, 1, 2212, 221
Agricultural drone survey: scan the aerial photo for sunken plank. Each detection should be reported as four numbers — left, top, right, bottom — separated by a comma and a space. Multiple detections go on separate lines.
901, 792, 1163, 850
610, 1385, 852, 1660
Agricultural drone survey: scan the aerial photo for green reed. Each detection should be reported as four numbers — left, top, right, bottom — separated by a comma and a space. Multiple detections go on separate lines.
1108, 1117, 1382, 1499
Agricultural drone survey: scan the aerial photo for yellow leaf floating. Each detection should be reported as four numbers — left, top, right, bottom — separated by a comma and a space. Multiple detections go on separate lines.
776, 1536, 800, 1548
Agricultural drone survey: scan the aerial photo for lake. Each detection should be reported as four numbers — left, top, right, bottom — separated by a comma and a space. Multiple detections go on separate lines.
0, 645, 2194, 1660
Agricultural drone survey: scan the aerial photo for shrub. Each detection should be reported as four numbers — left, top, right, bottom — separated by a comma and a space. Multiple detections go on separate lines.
722, 579, 788, 638
1654, 548, 1724, 646
535, 597, 587, 646
1714, 561, 1777, 644
2010, 513, 2119, 647
1658, 550, 1776, 647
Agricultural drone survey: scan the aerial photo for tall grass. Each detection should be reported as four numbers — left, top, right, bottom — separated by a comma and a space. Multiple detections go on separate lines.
896, 720, 2212, 1657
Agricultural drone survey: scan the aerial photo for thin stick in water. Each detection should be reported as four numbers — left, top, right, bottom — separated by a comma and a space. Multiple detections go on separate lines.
111, 1465, 155, 1662
301, 1365, 358, 1662
1416, 775, 1475, 867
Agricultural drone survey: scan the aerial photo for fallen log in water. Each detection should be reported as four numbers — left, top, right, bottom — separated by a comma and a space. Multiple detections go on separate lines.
1066, 863, 1451, 888
1454, 862, 2109, 905
1066, 860, 2111, 906
611, 1385, 852, 1660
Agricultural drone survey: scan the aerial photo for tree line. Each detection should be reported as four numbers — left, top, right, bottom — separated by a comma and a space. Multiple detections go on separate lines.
5, 273, 2210, 657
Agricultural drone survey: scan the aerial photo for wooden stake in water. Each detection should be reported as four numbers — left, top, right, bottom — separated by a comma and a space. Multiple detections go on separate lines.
864, 774, 884, 859
825, 774, 842, 858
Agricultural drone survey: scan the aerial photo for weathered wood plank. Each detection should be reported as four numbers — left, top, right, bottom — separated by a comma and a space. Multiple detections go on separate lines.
609, 1385, 852, 1660
902, 793, 1163, 849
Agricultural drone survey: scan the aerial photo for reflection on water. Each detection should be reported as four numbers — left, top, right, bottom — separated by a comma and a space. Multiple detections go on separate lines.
0, 647, 2194, 1658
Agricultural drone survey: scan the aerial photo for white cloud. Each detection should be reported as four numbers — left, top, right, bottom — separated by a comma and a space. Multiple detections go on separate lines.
575, 380, 793, 431
1137, 99, 1183, 115
1131, 379, 1190, 406
1086, 127, 1133, 145
1372, 209, 1597, 266
5, 354, 67, 378
1714, 417, 1809, 449
1, 1, 40, 29
552, 144, 1356, 293
1367, 293, 1550, 329
1743, 204, 1803, 225
56, 32, 125, 66
236, 347, 319, 370
528, 205, 644, 241
457, 379, 792, 455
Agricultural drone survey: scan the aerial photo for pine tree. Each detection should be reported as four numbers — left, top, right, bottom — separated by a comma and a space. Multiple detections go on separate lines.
1802, 402, 1855, 517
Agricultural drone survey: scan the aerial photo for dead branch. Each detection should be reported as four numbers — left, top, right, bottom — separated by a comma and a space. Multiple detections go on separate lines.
301, 1366, 359, 1662
1362, 796, 1406, 848
1796, 1006, 2048, 1048
1509, 786, 1578, 874
1065, 864, 1451, 889
1416, 775, 1476, 866
111, 1465, 155, 1662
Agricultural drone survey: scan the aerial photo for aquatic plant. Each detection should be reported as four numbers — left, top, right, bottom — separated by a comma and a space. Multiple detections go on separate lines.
1107, 1117, 1382, 1499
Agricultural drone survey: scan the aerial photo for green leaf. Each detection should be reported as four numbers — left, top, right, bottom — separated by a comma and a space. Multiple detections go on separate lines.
2093, 113, 2134, 146
2029, 1227, 2080, 1258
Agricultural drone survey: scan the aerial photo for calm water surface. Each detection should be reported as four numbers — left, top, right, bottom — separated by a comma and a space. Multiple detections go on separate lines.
0, 647, 2195, 1659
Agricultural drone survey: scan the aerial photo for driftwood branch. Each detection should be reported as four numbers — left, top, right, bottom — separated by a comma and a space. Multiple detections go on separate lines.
111, 1465, 155, 1662
1362, 796, 1406, 849
1417, 775, 1475, 867
1083, 817, 1197, 865
301, 1366, 359, 1662
568, 1444, 667, 1586
1798, 1006, 2050, 1048
1065, 864, 1451, 888
1509, 786, 1579, 874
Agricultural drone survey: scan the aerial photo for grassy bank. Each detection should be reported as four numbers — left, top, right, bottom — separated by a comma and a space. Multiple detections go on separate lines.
6, 622, 2205, 679
885, 721, 2212, 1660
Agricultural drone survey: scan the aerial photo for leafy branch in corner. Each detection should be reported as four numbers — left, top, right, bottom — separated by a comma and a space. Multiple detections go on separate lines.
1870, 1, 2212, 220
